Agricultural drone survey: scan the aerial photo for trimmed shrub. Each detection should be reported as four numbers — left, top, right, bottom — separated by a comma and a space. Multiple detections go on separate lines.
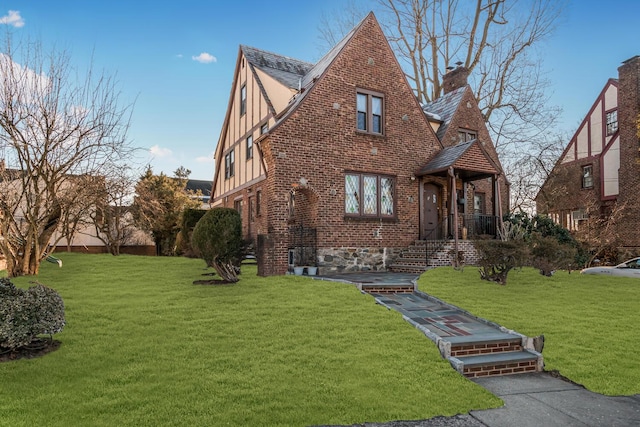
191, 208, 242, 283
531, 234, 577, 276
176, 208, 207, 257
475, 239, 529, 285
0, 278, 65, 351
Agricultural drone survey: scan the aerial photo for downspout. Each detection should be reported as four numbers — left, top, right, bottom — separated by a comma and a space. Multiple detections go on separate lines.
494, 174, 504, 238
449, 167, 458, 268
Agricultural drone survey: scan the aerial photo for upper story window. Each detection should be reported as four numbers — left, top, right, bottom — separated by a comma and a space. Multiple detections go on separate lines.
356, 90, 383, 135
345, 173, 395, 218
606, 110, 618, 135
260, 123, 269, 134
225, 149, 235, 179
458, 129, 477, 142
240, 84, 247, 116
246, 135, 253, 160
582, 164, 593, 188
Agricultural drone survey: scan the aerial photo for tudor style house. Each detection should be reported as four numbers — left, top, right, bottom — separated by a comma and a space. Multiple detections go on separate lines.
536, 55, 640, 257
211, 12, 508, 275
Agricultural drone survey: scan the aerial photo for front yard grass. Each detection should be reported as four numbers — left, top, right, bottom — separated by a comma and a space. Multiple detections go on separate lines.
419, 267, 640, 396
0, 254, 499, 427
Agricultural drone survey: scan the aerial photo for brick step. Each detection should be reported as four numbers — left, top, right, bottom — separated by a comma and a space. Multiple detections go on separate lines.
449, 335, 523, 357
452, 350, 540, 378
388, 264, 429, 274
361, 283, 415, 294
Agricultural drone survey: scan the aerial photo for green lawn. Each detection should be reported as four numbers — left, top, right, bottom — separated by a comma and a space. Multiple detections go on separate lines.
419, 267, 640, 396
0, 254, 499, 427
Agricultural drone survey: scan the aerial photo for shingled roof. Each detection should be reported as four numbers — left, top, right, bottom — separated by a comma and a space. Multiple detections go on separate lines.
241, 45, 314, 90
416, 139, 499, 179
422, 86, 466, 141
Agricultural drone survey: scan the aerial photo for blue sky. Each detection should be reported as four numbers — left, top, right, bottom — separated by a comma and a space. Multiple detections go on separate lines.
2, 1, 640, 180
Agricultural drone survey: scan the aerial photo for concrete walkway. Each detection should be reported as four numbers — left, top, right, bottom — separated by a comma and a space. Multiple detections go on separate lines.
314, 272, 640, 427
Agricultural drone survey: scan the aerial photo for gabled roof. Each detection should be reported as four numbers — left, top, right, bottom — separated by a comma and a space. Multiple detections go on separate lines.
241, 45, 313, 90
422, 86, 466, 140
271, 14, 367, 123
416, 139, 500, 179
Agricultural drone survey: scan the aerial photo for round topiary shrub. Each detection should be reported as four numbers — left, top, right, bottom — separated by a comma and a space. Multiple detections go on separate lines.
0, 278, 65, 352
191, 207, 242, 283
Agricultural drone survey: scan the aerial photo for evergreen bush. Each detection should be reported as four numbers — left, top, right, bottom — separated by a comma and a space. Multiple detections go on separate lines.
0, 278, 65, 350
191, 208, 242, 282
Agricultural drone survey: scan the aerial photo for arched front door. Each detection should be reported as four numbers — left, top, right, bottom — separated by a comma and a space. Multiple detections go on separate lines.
422, 183, 440, 239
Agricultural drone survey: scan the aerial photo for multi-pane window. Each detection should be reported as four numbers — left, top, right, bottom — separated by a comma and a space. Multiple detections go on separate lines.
224, 149, 235, 179
240, 84, 247, 116
234, 199, 242, 216
582, 165, 593, 188
606, 110, 618, 135
356, 90, 383, 134
345, 173, 395, 218
246, 135, 253, 160
260, 123, 269, 134
458, 129, 477, 142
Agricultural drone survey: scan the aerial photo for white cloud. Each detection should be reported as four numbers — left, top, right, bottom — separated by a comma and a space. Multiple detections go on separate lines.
192, 52, 216, 64
0, 10, 24, 28
176, 54, 183, 59
149, 145, 172, 158
196, 152, 215, 163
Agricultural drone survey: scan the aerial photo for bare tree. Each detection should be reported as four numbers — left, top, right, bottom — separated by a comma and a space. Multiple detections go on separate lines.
90, 166, 142, 256
0, 35, 135, 276
319, 0, 565, 210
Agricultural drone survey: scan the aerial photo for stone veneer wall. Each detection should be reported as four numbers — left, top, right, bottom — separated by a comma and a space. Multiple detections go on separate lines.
317, 247, 402, 274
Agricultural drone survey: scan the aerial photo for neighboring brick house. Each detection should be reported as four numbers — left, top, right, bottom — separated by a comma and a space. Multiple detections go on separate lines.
211, 13, 507, 275
536, 55, 640, 256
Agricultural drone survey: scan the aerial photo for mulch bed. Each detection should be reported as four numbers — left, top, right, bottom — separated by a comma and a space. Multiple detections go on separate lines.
0, 338, 61, 363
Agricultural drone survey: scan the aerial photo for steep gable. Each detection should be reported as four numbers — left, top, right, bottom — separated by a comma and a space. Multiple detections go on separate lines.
557, 79, 619, 165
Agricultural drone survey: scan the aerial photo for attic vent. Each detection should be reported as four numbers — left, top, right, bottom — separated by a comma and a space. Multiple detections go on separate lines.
571, 210, 588, 221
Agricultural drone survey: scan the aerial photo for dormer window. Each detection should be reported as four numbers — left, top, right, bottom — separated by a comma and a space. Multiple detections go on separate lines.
606, 110, 618, 135
356, 89, 384, 135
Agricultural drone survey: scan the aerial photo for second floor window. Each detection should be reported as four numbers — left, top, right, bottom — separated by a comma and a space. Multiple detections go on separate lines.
458, 129, 477, 142
240, 84, 247, 116
225, 150, 235, 179
356, 90, 383, 134
246, 135, 253, 160
606, 110, 618, 135
582, 165, 593, 189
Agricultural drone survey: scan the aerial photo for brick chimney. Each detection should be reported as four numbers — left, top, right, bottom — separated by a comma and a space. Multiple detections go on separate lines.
442, 64, 470, 94
616, 55, 640, 248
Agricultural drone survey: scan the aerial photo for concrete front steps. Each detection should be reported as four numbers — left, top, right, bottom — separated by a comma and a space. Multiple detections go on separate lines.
445, 334, 542, 378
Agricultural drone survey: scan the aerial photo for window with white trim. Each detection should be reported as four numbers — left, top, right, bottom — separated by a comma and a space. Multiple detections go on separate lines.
582, 165, 593, 188
606, 110, 618, 136
345, 173, 395, 218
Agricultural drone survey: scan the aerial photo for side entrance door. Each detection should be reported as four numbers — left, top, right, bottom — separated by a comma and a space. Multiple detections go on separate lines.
422, 183, 440, 239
